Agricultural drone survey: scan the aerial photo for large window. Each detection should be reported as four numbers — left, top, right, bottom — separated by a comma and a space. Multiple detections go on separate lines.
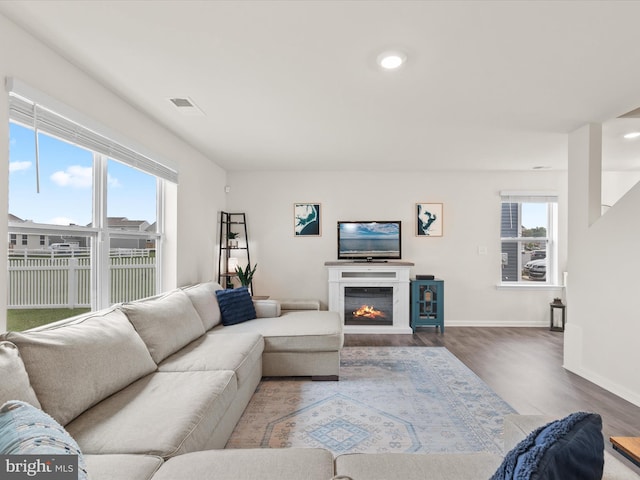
7, 88, 177, 331
9, 124, 93, 226
500, 192, 558, 285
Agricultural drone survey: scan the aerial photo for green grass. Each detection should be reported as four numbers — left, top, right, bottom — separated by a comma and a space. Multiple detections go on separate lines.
7, 308, 91, 332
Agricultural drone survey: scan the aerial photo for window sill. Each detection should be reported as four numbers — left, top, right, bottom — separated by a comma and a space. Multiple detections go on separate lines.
497, 283, 564, 290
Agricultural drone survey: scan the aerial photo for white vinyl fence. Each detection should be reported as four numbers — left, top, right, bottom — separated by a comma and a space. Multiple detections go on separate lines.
7, 253, 156, 308
110, 256, 156, 304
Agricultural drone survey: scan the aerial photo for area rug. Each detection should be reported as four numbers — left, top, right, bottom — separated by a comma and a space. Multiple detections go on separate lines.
226, 347, 516, 456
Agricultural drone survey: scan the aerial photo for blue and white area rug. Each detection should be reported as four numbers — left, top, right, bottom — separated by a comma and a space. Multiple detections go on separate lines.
226, 347, 515, 456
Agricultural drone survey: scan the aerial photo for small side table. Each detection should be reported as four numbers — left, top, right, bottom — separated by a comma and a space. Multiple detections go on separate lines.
611, 437, 640, 468
410, 279, 444, 333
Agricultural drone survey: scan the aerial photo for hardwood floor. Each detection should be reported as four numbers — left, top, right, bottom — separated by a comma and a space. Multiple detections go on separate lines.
345, 327, 640, 473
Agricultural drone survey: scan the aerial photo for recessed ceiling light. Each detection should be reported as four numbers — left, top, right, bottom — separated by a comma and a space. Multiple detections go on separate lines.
377, 51, 406, 70
623, 132, 640, 139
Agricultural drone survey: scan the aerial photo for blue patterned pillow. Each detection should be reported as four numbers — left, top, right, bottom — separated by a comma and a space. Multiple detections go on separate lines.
0, 400, 88, 479
491, 412, 604, 480
215, 287, 257, 326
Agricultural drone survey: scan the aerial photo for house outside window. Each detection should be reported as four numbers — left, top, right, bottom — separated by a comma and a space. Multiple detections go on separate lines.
7, 88, 177, 331
500, 192, 558, 285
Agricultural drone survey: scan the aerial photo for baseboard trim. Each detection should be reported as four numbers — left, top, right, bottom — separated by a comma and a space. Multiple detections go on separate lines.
443, 320, 548, 328
563, 364, 640, 408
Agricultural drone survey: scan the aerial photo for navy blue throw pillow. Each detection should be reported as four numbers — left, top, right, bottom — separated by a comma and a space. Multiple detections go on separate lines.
491, 412, 604, 480
215, 287, 257, 326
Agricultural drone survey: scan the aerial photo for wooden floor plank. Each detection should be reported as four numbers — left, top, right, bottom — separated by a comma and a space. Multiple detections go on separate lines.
344, 327, 640, 474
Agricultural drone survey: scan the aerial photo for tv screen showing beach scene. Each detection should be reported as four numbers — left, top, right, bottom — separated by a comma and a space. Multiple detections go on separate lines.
337, 221, 401, 260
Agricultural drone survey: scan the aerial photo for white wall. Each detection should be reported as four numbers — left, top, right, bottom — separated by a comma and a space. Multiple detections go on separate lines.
227, 170, 566, 326
566, 124, 640, 406
602, 171, 640, 210
0, 13, 226, 330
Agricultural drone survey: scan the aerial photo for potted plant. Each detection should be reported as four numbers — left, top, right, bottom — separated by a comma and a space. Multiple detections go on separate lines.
227, 231, 239, 248
236, 263, 257, 290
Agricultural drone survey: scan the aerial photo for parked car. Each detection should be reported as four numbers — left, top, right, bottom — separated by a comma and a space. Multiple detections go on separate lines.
530, 250, 546, 260
523, 259, 546, 280
48, 242, 80, 251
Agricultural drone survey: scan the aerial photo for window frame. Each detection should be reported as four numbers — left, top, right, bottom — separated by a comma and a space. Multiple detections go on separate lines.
499, 192, 558, 287
93, 153, 164, 309
7, 81, 178, 184
8, 115, 168, 312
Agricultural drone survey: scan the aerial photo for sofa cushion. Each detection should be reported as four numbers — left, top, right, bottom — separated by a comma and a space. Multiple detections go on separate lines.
212, 310, 343, 352
66, 371, 237, 459
158, 333, 263, 388
3, 309, 157, 426
490, 412, 604, 480
334, 452, 502, 480
0, 341, 41, 408
182, 282, 223, 330
84, 454, 164, 480
152, 448, 335, 480
0, 400, 88, 480
215, 287, 257, 326
121, 289, 206, 363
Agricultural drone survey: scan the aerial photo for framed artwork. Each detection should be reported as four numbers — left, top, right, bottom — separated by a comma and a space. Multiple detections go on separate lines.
416, 203, 443, 237
294, 203, 321, 236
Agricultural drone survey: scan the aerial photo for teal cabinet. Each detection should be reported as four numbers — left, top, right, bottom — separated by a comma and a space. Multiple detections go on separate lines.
410, 279, 444, 333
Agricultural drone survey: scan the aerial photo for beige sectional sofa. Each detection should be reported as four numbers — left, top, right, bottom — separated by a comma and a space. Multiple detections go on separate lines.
1, 281, 343, 477
1, 281, 638, 479
333, 414, 639, 479
82, 415, 640, 479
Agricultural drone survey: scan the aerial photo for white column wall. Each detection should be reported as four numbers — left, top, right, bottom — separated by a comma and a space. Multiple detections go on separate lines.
566, 124, 640, 406
602, 171, 640, 209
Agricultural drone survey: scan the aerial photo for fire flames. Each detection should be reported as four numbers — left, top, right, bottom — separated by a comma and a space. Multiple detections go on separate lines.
352, 305, 386, 319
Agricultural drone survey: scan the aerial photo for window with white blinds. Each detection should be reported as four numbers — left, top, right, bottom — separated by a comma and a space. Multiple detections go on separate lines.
500, 192, 558, 285
6, 83, 172, 328
8, 92, 178, 183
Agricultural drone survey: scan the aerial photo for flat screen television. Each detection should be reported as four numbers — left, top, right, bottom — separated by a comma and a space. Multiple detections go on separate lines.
337, 221, 402, 261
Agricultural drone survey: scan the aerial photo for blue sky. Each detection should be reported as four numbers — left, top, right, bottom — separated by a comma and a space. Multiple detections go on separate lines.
9, 123, 156, 226
521, 203, 548, 230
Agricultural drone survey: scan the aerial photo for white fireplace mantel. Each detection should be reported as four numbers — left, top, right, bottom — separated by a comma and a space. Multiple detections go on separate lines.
325, 261, 414, 334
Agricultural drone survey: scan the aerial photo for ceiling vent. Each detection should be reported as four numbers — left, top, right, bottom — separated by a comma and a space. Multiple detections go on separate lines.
168, 97, 205, 116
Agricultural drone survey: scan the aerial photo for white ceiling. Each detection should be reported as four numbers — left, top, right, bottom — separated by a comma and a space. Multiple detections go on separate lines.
2, 0, 640, 172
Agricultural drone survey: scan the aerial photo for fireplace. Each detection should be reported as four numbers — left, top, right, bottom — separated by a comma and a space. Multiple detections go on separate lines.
344, 286, 393, 326
326, 261, 414, 334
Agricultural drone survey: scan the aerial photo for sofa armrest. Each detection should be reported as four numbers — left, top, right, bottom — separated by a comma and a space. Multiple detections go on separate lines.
277, 299, 320, 312
503, 414, 554, 451
253, 299, 281, 318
